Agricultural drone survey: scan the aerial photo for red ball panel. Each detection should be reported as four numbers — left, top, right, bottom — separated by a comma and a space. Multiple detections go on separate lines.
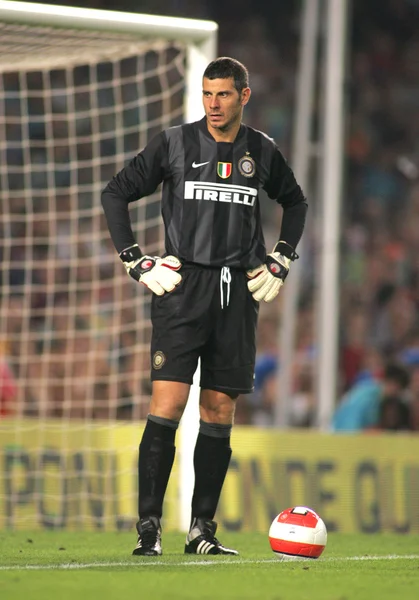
269, 537, 325, 558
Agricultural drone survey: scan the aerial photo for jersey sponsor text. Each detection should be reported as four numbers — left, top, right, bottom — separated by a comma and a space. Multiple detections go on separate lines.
184, 181, 257, 206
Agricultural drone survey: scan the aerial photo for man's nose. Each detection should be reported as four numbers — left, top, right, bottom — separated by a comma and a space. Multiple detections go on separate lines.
209, 96, 219, 109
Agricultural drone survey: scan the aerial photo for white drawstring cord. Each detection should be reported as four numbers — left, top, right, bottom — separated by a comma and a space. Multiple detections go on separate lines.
220, 266, 231, 309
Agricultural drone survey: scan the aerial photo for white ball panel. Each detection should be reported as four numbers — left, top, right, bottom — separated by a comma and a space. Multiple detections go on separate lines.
313, 522, 327, 546
269, 521, 317, 544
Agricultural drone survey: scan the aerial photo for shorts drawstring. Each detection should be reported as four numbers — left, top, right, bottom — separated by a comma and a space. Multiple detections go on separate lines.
220, 266, 231, 309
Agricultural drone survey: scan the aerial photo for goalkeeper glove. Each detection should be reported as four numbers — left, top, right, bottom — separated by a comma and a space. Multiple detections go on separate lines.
119, 244, 182, 296
246, 241, 297, 303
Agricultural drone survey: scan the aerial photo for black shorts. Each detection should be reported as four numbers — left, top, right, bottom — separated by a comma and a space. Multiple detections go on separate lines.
150, 263, 259, 395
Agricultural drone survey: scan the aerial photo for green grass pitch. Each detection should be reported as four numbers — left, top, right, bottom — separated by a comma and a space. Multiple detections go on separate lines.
0, 531, 418, 600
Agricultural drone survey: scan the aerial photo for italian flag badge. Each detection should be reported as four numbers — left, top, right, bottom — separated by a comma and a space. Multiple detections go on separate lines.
217, 162, 232, 179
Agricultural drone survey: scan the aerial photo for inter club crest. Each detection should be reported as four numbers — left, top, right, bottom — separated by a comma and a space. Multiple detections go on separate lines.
238, 152, 256, 178
217, 162, 232, 179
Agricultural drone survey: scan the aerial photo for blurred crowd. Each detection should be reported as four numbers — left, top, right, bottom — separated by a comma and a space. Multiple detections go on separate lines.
2, 0, 419, 432
233, 0, 419, 432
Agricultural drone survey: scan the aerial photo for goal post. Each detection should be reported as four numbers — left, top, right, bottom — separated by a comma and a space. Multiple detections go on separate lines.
0, 0, 217, 532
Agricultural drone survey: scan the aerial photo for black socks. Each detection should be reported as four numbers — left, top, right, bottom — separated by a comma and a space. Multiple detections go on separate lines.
191, 420, 232, 521
138, 416, 233, 524
138, 416, 178, 519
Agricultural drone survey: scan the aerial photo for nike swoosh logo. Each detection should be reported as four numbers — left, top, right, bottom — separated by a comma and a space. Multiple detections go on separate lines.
192, 161, 210, 168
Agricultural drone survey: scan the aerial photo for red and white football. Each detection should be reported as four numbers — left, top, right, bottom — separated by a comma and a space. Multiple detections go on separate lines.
269, 506, 327, 559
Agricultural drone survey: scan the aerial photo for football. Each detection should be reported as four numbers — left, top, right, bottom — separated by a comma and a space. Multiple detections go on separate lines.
269, 506, 327, 559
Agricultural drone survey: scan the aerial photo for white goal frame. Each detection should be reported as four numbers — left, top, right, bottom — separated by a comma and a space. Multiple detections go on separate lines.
0, 0, 217, 532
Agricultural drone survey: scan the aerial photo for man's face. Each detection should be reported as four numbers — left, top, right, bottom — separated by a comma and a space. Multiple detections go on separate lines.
202, 77, 250, 132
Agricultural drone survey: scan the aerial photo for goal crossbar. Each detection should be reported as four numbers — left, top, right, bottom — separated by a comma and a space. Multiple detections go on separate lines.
0, 1, 218, 46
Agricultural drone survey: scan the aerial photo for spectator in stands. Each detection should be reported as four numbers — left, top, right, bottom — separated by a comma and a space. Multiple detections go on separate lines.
407, 364, 419, 431
332, 362, 410, 432
378, 394, 410, 431
289, 365, 316, 428
247, 352, 278, 427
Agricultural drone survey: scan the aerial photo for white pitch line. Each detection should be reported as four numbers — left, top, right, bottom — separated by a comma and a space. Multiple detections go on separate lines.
0, 555, 419, 571
339, 555, 419, 562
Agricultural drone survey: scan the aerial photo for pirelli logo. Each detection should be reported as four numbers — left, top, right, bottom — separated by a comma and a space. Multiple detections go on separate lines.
184, 181, 257, 207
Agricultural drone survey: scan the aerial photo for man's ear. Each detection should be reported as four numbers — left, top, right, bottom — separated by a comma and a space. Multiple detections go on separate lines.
241, 87, 251, 106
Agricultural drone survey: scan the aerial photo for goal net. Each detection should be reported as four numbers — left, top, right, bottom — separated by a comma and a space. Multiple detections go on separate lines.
0, 1, 216, 531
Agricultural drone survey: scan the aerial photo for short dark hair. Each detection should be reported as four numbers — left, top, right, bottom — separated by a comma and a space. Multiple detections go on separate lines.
203, 57, 249, 93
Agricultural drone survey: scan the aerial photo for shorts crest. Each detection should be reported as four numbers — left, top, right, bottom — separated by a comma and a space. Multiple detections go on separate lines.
153, 351, 166, 369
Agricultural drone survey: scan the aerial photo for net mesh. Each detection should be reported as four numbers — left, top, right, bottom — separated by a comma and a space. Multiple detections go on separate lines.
0, 17, 187, 530
0, 26, 186, 423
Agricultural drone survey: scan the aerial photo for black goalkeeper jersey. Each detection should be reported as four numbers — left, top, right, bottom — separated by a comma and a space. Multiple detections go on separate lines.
101, 117, 307, 270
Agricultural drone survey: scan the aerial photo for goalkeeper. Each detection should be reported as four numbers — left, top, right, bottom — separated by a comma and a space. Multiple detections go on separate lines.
101, 57, 307, 556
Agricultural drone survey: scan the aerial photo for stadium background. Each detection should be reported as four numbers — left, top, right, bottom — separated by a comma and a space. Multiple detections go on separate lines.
1, 0, 419, 535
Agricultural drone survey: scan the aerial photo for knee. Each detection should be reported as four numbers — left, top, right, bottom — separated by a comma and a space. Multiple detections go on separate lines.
151, 400, 185, 422
150, 381, 190, 421
200, 390, 236, 424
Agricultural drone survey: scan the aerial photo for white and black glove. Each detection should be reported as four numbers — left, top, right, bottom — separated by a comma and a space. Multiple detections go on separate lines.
246, 242, 297, 303
119, 244, 182, 296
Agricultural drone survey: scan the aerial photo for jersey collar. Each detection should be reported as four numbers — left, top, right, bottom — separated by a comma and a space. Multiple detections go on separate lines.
198, 116, 245, 143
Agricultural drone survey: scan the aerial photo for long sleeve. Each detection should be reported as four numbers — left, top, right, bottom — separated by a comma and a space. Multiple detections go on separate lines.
264, 147, 308, 253
101, 131, 168, 254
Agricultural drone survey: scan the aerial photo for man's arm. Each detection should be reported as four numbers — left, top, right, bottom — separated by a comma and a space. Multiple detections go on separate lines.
101, 132, 182, 295
101, 131, 168, 253
264, 146, 308, 257
247, 145, 307, 303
